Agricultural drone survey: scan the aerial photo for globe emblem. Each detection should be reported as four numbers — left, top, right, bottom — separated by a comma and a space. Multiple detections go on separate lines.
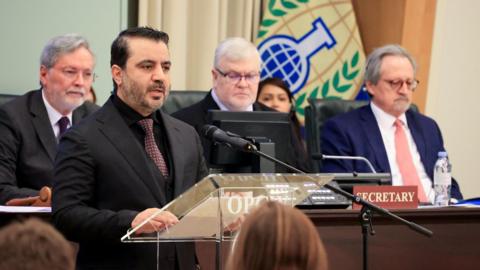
258, 18, 336, 94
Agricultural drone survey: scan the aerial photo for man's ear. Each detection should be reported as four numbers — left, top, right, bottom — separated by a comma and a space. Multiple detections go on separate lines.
111, 65, 123, 88
365, 81, 375, 96
211, 69, 219, 87
39, 65, 48, 87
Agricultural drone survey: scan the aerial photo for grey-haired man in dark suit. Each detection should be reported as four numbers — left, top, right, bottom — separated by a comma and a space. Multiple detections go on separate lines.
0, 34, 98, 204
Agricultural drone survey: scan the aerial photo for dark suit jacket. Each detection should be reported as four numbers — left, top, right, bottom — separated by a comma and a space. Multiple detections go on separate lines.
171, 91, 311, 172
52, 96, 208, 269
0, 89, 98, 204
320, 104, 462, 199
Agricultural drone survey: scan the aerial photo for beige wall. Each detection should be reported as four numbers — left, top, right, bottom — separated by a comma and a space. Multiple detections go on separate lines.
427, 0, 480, 199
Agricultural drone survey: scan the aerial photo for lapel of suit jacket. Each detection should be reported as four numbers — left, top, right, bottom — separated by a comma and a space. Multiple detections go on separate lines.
406, 110, 427, 162
360, 105, 391, 172
71, 104, 86, 125
97, 100, 167, 205
201, 91, 220, 124
161, 113, 187, 197
30, 90, 57, 162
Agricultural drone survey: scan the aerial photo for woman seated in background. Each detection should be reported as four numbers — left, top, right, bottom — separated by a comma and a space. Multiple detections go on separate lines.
258, 77, 302, 139
226, 200, 328, 270
257, 77, 312, 172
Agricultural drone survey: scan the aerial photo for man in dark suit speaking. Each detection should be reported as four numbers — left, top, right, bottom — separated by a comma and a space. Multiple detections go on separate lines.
320, 44, 462, 202
52, 27, 208, 269
0, 34, 98, 204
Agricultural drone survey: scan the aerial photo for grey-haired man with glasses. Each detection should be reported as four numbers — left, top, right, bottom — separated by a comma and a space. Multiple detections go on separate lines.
172, 37, 273, 164
320, 44, 463, 202
0, 34, 98, 205
173, 37, 311, 173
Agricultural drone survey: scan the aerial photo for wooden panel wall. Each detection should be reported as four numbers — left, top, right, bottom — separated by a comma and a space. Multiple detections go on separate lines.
352, 0, 437, 112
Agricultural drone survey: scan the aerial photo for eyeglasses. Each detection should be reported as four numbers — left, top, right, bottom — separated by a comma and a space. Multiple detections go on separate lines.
382, 79, 419, 91
215, 68, 260, 84
58, 67, 96, 82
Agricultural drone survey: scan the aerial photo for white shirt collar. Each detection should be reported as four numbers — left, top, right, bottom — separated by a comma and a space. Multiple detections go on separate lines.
370, 102, 407, 129
42, 90, 73, 128
211, 88, 254, 111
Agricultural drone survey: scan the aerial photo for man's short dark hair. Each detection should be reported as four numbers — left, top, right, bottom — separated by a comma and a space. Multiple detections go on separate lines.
110, 26, 169, 69
110, 27, 169, 91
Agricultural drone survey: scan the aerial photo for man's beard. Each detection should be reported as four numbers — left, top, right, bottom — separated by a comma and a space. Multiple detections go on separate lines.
393, 97, 411, 114
49, 86, 86, 114
122, 75, 166, 114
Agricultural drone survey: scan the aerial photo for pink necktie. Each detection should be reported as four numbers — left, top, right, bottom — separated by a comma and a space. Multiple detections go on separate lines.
394, 119, 428, 203
138, 119, 169, 177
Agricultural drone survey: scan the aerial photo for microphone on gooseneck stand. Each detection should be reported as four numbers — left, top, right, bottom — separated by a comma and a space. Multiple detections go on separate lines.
200, 125, 257, 152
317, 154, 378, 173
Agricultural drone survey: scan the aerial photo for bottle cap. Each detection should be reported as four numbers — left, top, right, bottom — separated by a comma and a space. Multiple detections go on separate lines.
438, 151, 448, 158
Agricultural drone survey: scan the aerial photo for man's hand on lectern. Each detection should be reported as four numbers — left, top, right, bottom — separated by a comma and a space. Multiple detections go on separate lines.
131, 208, 178, 235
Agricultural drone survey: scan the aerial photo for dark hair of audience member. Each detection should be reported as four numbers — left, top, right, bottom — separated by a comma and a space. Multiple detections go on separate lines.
226, 201, 328, 270
0, 218, 75, 270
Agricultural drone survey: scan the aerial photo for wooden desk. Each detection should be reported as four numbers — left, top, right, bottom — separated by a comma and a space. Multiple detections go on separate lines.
305, 207, 480, 270
197, 207, 480, 270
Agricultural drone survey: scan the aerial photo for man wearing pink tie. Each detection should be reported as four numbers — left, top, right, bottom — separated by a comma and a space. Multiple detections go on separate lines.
320, 44, 462, 203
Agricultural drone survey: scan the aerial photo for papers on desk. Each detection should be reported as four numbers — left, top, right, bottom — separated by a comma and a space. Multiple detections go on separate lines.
452, 197, 480, 208
0, 206, 51, 213
417, 197, 480, 208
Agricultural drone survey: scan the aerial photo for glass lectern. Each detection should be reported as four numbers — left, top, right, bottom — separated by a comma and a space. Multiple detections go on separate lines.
121, 174, 333, 269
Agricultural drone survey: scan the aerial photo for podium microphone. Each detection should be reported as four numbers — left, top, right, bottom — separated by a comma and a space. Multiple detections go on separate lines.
200, 125, 257, 152
317, 154, 378, 173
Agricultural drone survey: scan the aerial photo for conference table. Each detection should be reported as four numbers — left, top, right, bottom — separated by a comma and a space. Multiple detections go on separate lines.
196, 207, 480, 270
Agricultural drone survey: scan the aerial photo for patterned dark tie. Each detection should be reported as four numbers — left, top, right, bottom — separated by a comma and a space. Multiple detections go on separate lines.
137, 118, 169, 177
57, 116, 70, 138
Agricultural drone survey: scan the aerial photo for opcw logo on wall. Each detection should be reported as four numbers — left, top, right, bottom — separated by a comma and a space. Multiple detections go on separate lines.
255, 0, 367, 117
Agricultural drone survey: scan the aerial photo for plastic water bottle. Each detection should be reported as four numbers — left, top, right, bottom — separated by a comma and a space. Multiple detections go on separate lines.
434, 151, 452, 206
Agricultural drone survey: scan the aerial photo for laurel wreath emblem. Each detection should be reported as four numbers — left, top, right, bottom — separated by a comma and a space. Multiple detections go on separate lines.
295, 51, 361, 116
257, 0, 310, 38
256, 0, 362, 116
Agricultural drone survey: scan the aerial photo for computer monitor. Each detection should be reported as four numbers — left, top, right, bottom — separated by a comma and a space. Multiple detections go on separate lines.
207, 110, 293, 173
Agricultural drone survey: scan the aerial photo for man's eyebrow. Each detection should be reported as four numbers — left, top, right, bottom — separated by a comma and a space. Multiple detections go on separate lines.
136, 59, 155, 66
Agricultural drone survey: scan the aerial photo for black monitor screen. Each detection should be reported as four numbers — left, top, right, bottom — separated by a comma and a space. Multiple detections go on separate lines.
207, 110, 293, 173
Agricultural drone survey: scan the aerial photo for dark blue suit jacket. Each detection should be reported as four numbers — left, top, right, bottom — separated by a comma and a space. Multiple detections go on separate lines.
320, 104, 462, 199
